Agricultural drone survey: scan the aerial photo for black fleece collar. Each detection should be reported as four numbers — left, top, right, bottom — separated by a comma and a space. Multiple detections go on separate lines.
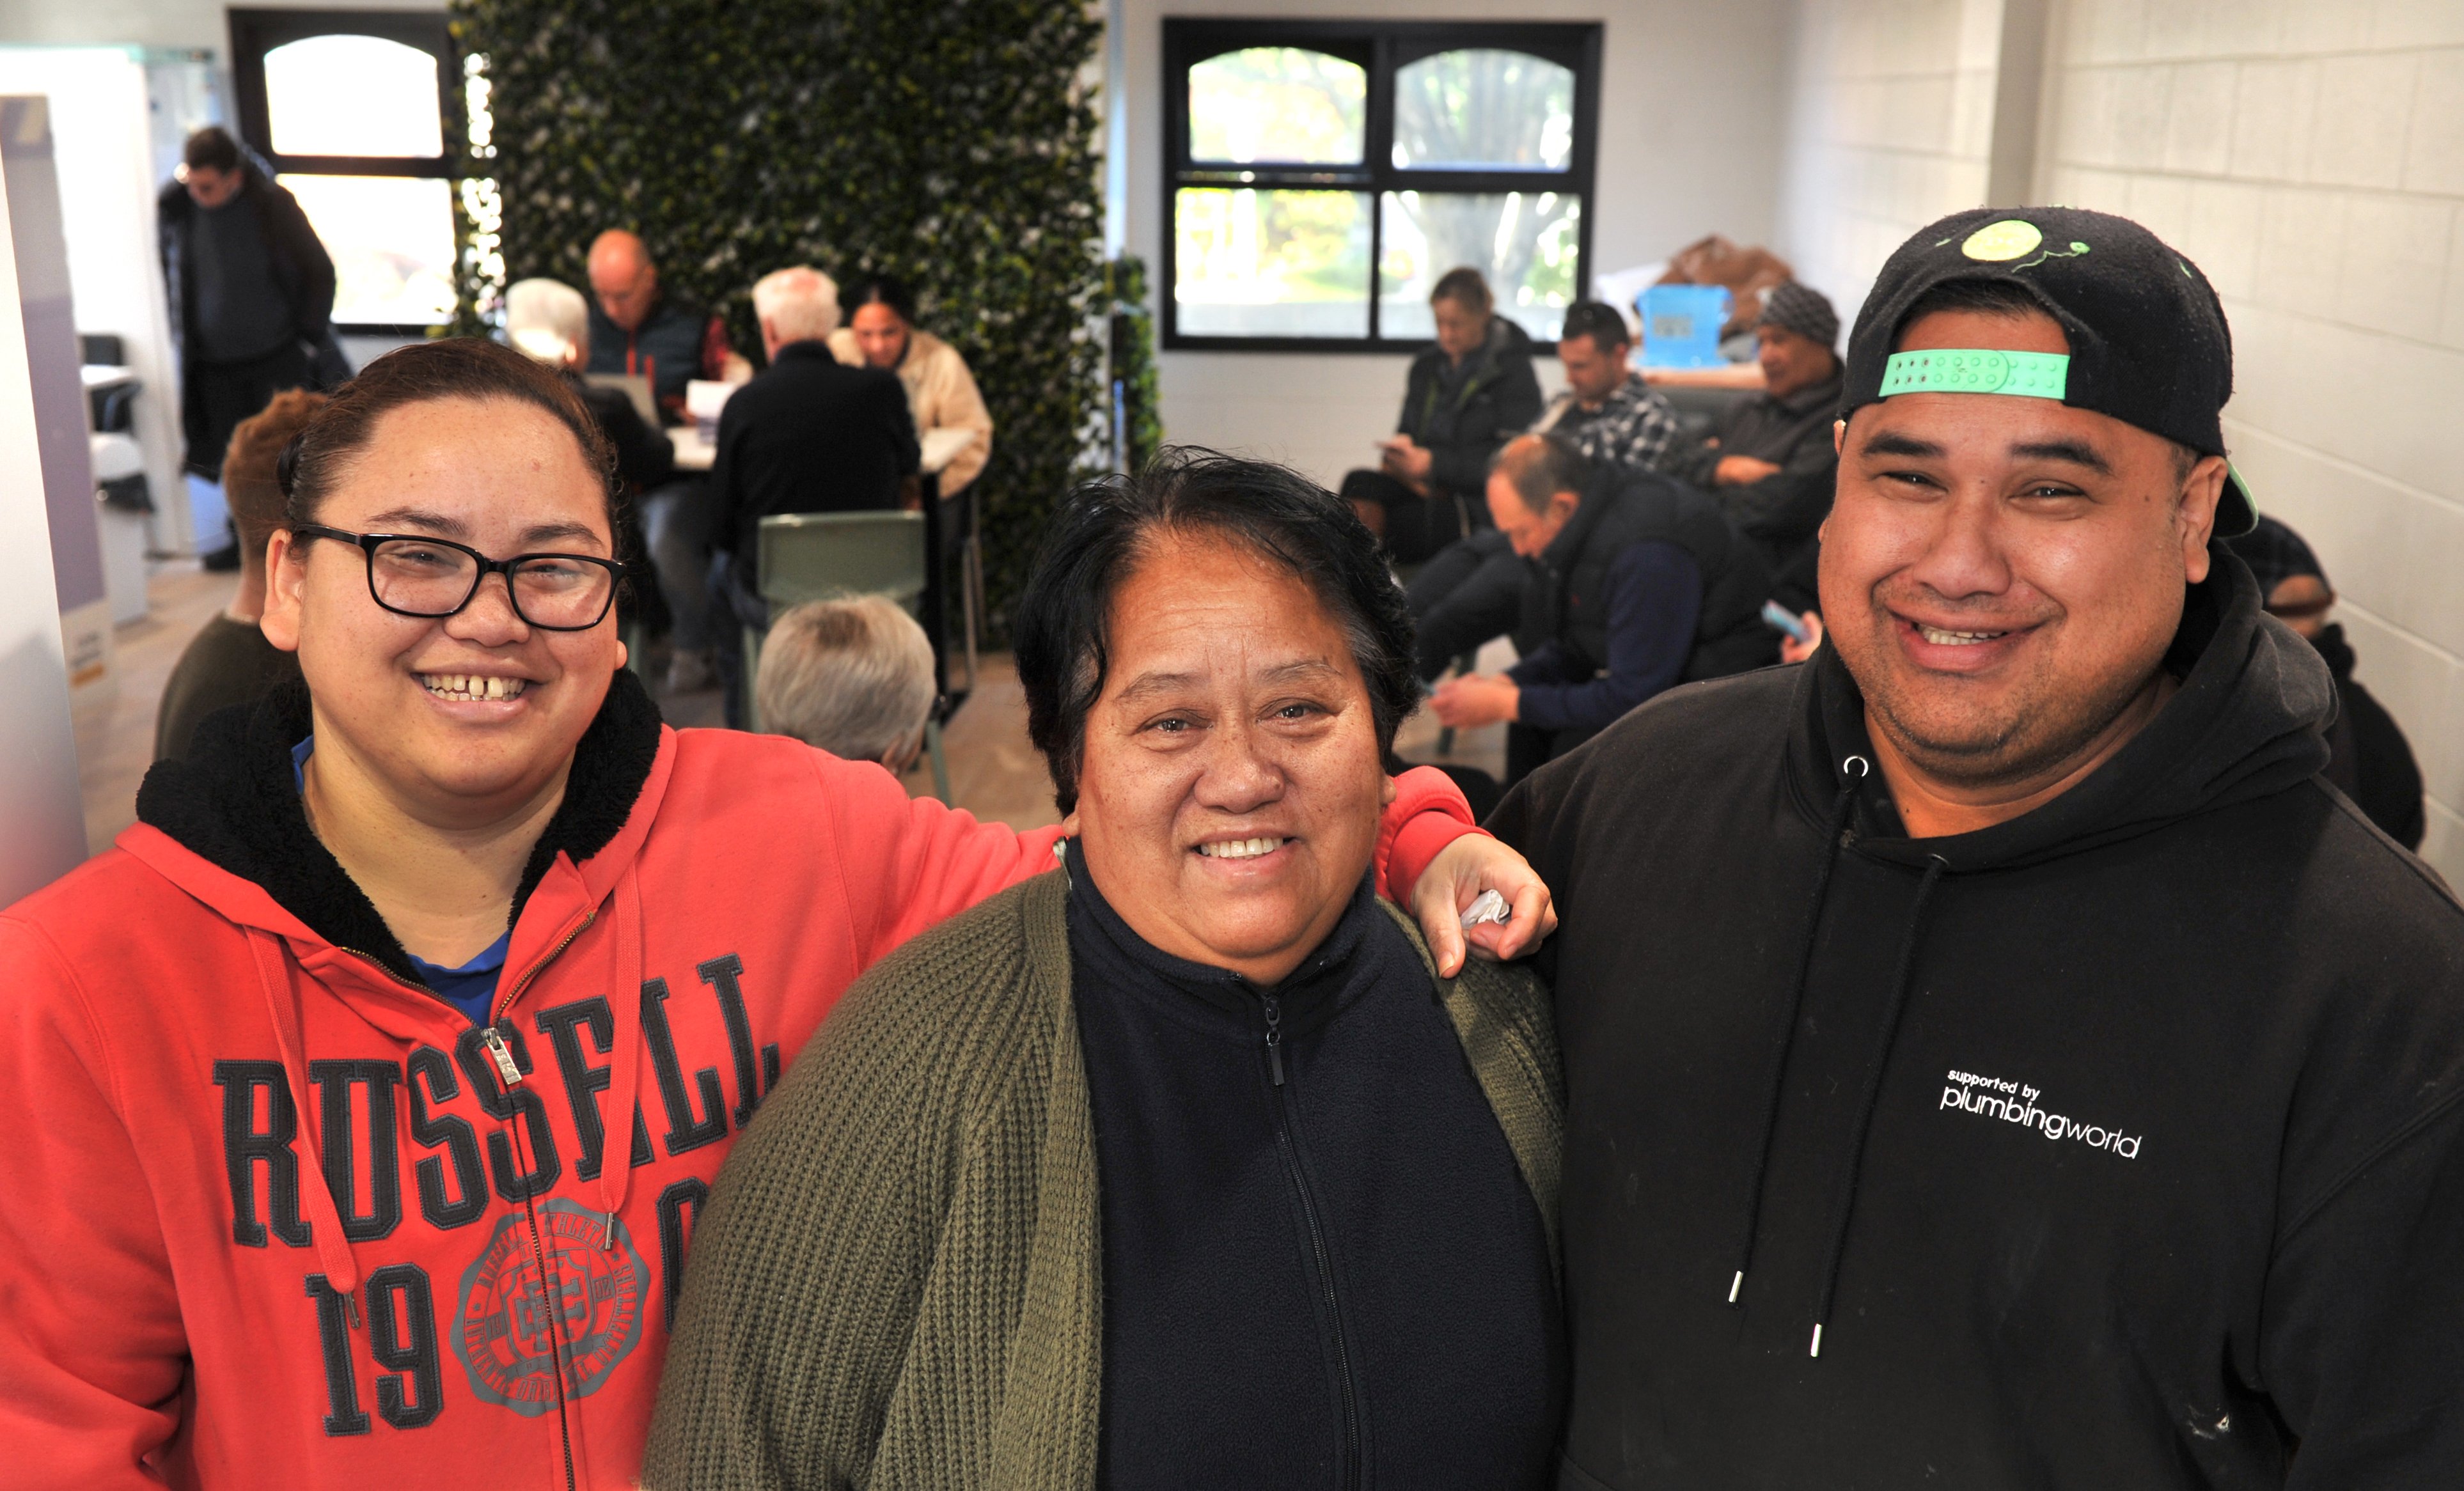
136, 670, 664, 985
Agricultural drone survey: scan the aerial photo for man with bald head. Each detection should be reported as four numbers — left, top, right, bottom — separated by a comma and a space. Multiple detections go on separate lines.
1429, 432, 1771, 786
585, 229, 741, 423
585, 230, 748, 691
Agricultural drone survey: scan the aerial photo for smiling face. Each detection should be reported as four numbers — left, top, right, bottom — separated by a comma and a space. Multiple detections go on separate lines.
851, 302, 910, 369
259, 395, 621, 827
1821, 305, 2225, 797
1069, 529, 1392, 985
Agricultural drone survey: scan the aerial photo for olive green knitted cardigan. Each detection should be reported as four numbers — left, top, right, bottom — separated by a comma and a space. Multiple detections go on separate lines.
641, 869, 1562, 1490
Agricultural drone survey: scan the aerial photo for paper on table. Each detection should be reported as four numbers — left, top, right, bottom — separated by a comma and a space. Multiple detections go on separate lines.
666, 426, 714, 472
920, 427, 973, 474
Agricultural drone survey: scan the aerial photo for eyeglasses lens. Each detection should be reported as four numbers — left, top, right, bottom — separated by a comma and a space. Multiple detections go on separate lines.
370, 539, 612, 627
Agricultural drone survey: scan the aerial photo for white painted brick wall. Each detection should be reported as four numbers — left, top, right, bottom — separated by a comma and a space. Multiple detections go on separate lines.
1775, 0, 2464, 882
1775, 0, 2006, 322
2041, 0, 2464, 882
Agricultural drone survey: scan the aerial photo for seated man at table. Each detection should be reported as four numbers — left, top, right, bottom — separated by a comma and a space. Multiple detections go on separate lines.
507, 276, 706, 682
586, 228, 747, 423
1657, 280, 1844, 611
709, 265, 920, 726
1431, 434, 1772, 786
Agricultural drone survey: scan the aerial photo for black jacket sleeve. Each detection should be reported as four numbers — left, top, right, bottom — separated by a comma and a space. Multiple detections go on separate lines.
708, 394, 748, 558
882, 373, 920, 477
2263, 1099, 2464, 1486
597, 393, 676, 491
1429, 354, 1544, 497
258, 178, 336, 341
1718, 439, 1839, 550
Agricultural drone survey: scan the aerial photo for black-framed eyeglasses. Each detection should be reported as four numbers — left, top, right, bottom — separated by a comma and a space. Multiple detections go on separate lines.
292, 525, 628, 632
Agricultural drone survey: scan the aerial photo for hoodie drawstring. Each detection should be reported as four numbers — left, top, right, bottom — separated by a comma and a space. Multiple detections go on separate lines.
592, 874, 651, 1250
244, 928, 365, 1323
1807, 853, 1947, 1357
1726, 755, 1867, 1309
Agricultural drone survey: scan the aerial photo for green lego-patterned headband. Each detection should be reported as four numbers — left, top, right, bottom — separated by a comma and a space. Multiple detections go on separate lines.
1878, 348, 2069, 400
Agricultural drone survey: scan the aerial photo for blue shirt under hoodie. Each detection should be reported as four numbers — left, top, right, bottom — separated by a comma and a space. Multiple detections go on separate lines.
292, 736, 508, 1024
1063, 840, 1564, 1488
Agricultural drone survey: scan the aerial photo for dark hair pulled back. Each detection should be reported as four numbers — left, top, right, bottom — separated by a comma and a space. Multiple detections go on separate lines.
276, 337, 620, 534
845, 274, 919, 327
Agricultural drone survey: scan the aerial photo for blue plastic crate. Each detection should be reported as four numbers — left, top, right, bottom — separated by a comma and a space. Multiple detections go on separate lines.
1637, 284, 1732, 368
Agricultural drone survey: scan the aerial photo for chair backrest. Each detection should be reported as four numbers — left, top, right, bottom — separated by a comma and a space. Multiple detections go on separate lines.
757, 510, 927, 611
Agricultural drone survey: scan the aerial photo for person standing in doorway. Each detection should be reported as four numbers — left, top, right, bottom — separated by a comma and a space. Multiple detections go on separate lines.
157, 126, 338, 570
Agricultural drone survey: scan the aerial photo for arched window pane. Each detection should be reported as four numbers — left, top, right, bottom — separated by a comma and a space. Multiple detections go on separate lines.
1392, 49, 1573, 171
1188, 47, 1365, 166
278, 175, 457, 324
1175, 187, 1370, 337
266, 35, 443, 157
1379, 191, 1580, 342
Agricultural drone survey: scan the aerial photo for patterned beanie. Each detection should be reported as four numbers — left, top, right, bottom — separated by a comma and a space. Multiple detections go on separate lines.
1757, 281, 1840, 350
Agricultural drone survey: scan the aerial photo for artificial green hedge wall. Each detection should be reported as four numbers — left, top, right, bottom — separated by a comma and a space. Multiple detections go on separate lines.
450, 0, 1105, 639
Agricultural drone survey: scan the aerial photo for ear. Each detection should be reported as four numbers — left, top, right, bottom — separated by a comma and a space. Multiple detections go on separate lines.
258, 528, 309, 653
1551, 490, 1581, 524
2178, 455, 2228, 584
1380, 772, 1398, 808
1833, 417, 1847, 455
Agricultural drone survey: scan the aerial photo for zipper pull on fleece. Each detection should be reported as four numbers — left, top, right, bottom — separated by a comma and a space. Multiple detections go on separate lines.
1262, 992, 1285, 1087
480, 1024, 522, 1088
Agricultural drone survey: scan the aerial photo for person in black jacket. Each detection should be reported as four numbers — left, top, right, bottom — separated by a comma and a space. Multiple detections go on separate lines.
1430, 435, 1773, 785
156, 127, 338, 565
1660, 281, 1846, 611
1490, 207, 2464, 1488
1342, 267, 1542, 563
2227, 515, 2426, 848
707, 266, 918, 726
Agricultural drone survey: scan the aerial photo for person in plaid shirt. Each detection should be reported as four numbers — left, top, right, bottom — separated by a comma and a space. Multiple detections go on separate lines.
1533, 301, 1684, 473
1408, 301, 1683, 680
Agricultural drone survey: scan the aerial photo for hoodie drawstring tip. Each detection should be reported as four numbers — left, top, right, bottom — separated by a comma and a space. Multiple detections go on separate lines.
1809, 1322, 1824, 1358
601, 1212, 618, 1251
344, 1292, 363, 1331
1727, 1270, 1745, 1306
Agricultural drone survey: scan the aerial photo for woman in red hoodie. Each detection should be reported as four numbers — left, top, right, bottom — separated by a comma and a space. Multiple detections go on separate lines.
0, 340, 1546, 1490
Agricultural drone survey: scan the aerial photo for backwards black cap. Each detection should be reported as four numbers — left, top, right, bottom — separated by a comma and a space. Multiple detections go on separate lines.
1842, 205, 2255, 535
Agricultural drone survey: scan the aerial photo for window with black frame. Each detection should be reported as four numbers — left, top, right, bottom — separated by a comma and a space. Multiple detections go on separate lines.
229, 8, 459, 334
1164, 19, 1599, 352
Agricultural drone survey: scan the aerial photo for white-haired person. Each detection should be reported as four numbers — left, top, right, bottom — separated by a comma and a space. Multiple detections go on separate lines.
757, 595, 936, 772
709, 266, 920, 726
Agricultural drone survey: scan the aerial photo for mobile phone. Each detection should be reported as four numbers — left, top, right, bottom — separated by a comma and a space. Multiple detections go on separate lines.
1762, 600, 1814, 645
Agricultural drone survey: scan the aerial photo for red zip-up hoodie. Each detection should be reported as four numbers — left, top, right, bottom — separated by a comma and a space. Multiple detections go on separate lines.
0, 678, 1475, 1489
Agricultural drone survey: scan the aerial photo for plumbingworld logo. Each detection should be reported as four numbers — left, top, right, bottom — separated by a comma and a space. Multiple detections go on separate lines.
1940, 1068, 2142, 1159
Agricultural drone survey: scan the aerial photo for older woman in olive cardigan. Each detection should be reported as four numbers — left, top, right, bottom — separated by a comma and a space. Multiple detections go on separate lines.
647, 451, 1567, 1490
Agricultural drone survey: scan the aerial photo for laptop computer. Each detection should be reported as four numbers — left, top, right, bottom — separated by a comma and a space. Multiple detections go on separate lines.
583, 372, 658, 425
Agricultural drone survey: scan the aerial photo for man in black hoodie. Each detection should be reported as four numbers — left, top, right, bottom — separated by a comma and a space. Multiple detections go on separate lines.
1492, 207, 2464, 1488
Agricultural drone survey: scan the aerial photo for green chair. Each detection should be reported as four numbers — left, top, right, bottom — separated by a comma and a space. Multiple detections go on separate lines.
743, 510, 951, 804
